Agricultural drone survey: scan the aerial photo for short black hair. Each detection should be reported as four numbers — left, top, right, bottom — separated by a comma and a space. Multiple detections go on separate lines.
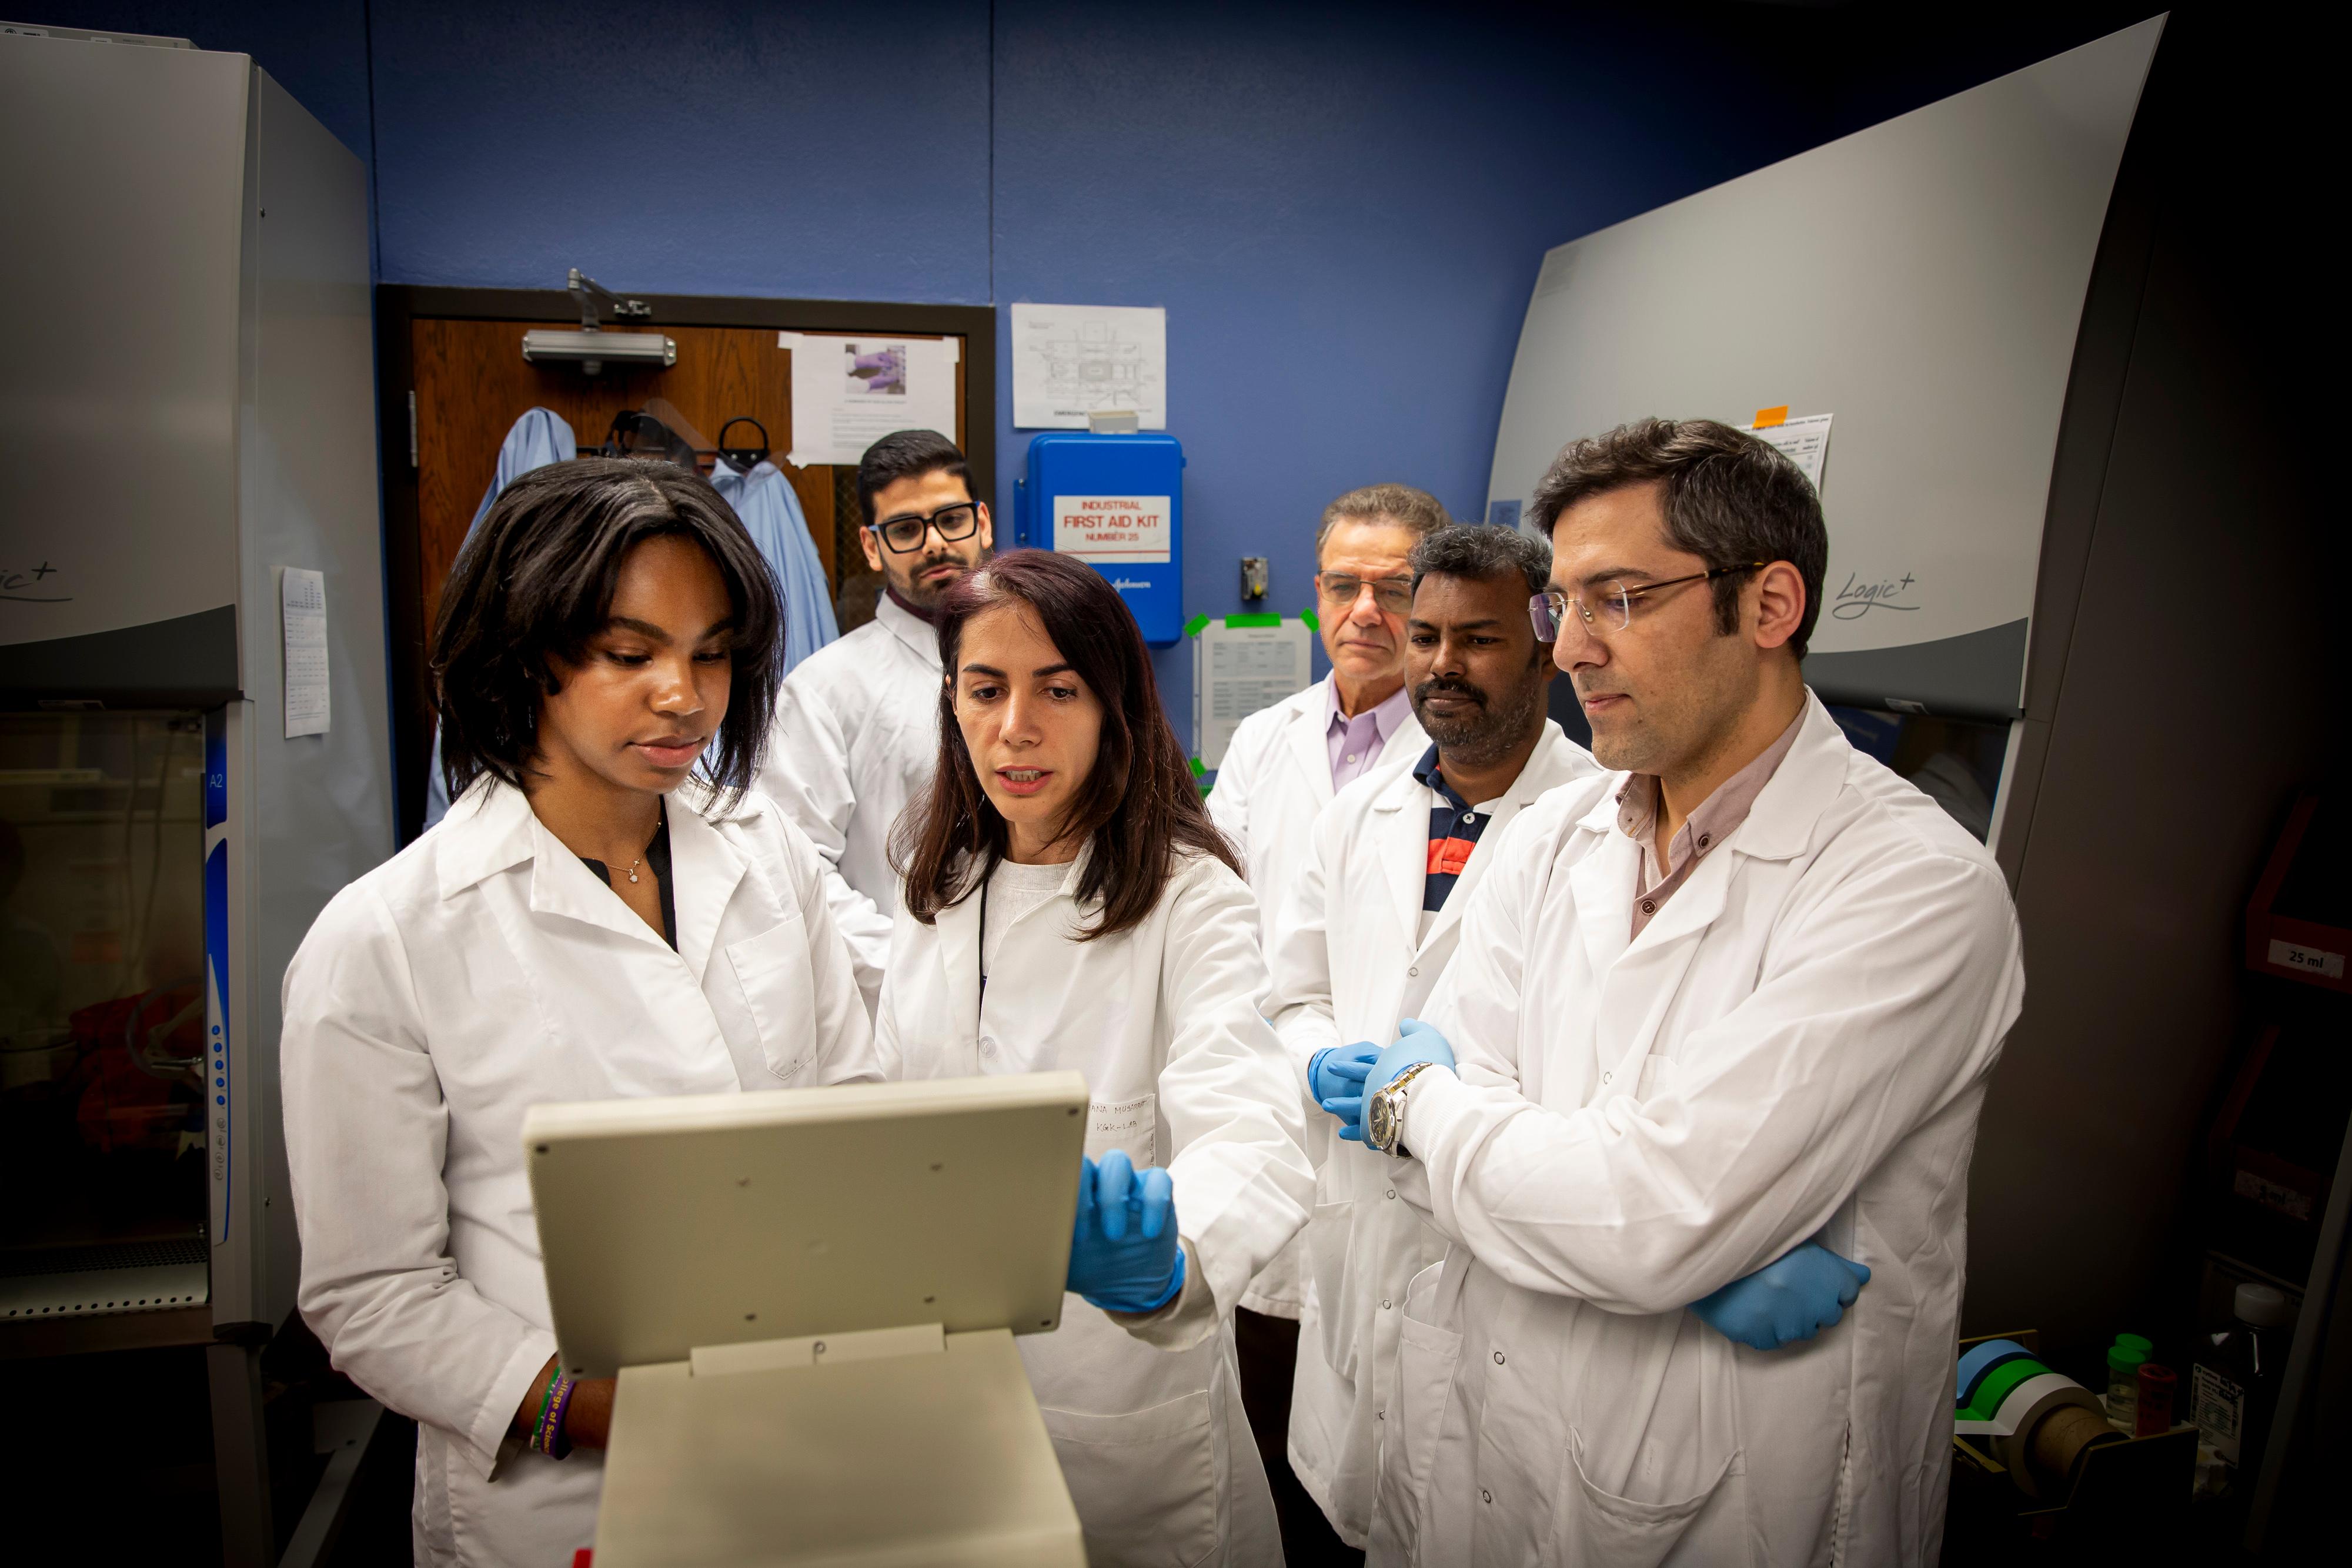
1528, 417, 1828, 658
857, 430, 973, 528
431, 457, 784, 811
1409, 523, 1553, 601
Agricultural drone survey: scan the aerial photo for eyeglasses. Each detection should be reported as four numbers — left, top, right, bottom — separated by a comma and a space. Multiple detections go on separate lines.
1529, 563, 1768, 640
870, 502, 982, 554
1315, 572, 1415, 617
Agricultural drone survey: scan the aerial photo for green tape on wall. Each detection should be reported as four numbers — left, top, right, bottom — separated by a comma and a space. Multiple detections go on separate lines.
1225, 613, 1281, 628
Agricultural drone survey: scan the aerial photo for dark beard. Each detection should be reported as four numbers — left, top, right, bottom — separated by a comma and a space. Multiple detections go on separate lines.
1416, 674, 1545, 768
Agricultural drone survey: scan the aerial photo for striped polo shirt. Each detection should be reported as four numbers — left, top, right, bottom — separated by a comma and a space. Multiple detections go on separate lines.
1412, 744, 1491, 914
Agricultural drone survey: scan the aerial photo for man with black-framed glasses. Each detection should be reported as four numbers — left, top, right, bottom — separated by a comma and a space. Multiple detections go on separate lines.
757, 430, 993, 1009
1328, 419, 2023, 1566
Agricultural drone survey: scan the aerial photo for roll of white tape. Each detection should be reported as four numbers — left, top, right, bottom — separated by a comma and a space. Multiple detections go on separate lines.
1990, 1371, 2106, 1497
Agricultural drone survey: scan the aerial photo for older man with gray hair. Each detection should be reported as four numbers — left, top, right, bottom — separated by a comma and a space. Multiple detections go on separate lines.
1208, 482, 1446, 1557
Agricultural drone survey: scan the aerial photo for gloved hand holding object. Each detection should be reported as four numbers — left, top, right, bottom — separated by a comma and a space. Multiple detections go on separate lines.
1689, 1242, 1872, 1350
1066, 1150, 1185, 1313
1335, 1017, 1457, 1143
1310, 1043, 1381, 1139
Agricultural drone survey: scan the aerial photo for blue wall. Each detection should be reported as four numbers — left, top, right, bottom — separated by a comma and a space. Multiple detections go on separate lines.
34, 0, 2159, 724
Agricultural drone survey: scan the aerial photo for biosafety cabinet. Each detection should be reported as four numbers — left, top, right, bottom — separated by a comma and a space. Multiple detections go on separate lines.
0, 26, 390, 1564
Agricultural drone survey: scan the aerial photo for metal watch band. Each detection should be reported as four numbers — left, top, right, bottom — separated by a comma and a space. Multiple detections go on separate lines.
1372, 1059, 1439, 1156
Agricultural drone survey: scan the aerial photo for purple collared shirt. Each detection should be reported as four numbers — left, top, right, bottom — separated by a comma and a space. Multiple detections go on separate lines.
1325, 678, 1414, 792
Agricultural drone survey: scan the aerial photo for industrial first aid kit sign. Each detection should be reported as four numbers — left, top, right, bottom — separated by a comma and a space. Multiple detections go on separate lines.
1054, 494, 1172, 564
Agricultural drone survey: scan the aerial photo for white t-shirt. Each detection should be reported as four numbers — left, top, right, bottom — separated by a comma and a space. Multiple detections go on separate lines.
981, 857, 1071, 979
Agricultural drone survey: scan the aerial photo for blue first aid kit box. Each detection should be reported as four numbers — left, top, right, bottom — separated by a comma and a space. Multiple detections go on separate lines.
1014, 432, 1185, 645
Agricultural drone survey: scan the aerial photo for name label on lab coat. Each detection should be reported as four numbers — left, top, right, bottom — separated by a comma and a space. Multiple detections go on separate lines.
1054, 495, 1172, 564
2267, 939, 2344, 979
1087, 1093, 1158, 1164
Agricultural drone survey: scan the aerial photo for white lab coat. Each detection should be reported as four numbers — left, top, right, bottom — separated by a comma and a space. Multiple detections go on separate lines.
1207, 676, 1426, 1317
281, 778, 877, 1568
1267, 721, 1597, 1547
1367, 694, 2023, 1566
875, 848, 1316, 1568
756, 590, 943, 1011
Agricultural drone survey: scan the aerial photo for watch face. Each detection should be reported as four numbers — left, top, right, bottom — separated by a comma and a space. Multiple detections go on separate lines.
1368, 1088, 1398, 1153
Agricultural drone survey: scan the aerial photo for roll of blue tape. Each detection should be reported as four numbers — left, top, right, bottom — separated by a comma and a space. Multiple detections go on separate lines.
1956, 1339, 2033, 1409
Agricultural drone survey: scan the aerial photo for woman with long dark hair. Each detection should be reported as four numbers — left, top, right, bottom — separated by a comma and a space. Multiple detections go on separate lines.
879, 550, 1313, 1568
279, 459, 876, 1566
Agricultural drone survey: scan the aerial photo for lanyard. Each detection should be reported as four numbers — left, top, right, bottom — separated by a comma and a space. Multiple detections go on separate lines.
976, 878, 990, 1023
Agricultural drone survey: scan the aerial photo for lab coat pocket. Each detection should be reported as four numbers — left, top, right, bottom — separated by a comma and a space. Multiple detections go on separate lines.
1038, 1389, 1219, 1568
724, 917, 819, 1080
1084, 1092, 1158, 1166
1371, 1265, 1461, 1564
1561, 1433, 1739, 1568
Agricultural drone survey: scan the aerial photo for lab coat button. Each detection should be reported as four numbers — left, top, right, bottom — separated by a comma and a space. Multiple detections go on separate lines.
1602, 1072, 1612, 1084
978, 1037, 998, 1059
1381, 1299, 1392, 1310
1482, 1489, 1493, 1504
1385, 1189, 1395, 1199
1494, 1350, 1505, 1365
1408, 966, 1420, 978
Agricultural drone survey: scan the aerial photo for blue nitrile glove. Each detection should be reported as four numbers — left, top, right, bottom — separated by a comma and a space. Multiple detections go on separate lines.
1337, 1018, 1459, 1144
1689, 1242, 1872, 1350
1065, 1150, 1185, 1313
1311, 1043, 1382, 1136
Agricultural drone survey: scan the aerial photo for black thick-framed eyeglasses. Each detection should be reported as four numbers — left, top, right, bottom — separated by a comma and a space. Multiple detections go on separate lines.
869, 503, 982, 553
1529, 561, 1768, 639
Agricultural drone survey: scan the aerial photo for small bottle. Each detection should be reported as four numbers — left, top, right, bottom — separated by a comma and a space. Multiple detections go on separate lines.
2193, 1284, 2293, 1480
2106, 1339, 2150, 1429
2134, 1362, 2176, 1436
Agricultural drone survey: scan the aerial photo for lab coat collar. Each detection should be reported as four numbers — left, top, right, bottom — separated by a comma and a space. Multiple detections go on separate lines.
1576, 693, 1846, 965
1728, 691, 1850, 862
874, 589, 945, 671
435, 779, 758, 969
1369, 721, 1586, 955
664, 785, 749, 984
432, 778, 542, 901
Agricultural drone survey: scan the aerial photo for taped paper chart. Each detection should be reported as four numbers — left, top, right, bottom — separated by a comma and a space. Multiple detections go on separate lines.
779, 333, 958, 466
1012, 303, 1168, 430
1192, 616, 1312, 769
1740, 407, 1833, 490
280, 566, 329, 738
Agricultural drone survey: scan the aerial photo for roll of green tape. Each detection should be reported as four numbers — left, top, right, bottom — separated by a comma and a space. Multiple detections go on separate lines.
1962, 1356, 2050, 1424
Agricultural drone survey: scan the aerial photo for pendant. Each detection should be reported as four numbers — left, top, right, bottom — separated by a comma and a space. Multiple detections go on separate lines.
628, 867, 640, 884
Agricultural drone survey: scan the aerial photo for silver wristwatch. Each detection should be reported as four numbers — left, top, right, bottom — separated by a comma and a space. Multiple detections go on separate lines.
1367, 1061, 1440, 1157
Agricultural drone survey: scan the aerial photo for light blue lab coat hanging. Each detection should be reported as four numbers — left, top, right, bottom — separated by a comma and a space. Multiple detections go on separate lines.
713, 457, 839, 673
423, 409, 577, 829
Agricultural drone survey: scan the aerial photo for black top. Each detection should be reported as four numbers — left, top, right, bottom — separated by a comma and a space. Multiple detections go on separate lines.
578, 803, 677, 950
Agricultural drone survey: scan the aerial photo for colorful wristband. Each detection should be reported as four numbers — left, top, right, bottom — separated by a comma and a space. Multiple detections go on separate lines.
545, 1373, 579, 1460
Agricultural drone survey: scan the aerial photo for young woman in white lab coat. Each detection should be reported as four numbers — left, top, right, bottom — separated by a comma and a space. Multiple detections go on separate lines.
877, 550, 1315, 1568
280, 460, 876, 1568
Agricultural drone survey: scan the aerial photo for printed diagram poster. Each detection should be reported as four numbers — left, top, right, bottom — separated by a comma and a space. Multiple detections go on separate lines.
1192, 617, 1312, 769
1053, 494, 1171, 565
779, 332, 958, 465
1012, 303, 1167, 429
